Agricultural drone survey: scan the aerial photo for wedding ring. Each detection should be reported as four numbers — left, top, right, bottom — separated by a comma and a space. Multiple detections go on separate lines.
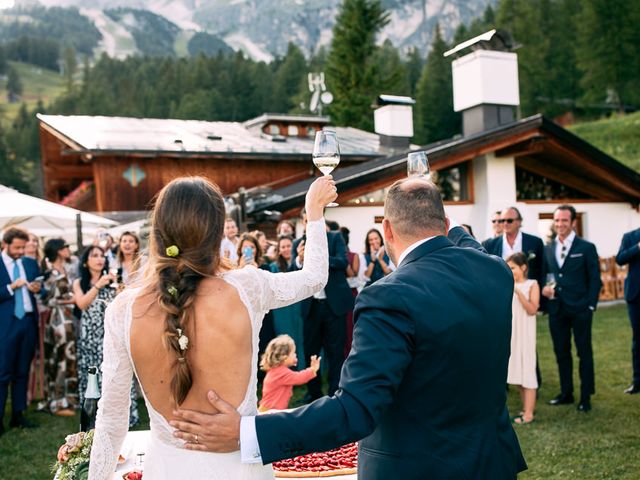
194, 434, 199, 444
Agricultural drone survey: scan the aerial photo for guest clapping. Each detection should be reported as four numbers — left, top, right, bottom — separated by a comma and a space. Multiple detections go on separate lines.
363, 228, 393, 287
258, 335, 320, 412
506, 253, 540, 425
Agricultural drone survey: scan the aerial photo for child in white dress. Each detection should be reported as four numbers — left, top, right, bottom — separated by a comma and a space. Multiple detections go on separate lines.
506, 252, 540, 424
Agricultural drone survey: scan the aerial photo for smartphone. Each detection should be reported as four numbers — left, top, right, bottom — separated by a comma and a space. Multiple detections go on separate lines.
242, 246, 253, 261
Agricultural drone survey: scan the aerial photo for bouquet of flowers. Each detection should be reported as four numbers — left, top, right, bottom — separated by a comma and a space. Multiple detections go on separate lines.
52, 430, 94, 480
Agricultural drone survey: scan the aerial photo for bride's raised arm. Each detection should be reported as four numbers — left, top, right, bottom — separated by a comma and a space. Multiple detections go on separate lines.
231, 176, 336, 313
89, 293, 134, 480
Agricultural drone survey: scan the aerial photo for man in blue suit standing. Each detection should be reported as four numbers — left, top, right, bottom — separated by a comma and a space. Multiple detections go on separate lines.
0, 227, 41, 435
542, 205, 601, 412
616, 227, 640, 394
173, 178, 527, 479
290, 211, 354, 399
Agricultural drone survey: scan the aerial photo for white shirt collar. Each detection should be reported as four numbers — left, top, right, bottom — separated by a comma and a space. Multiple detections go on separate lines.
558, 230, 576, 247
398, 236, 437, 267
501, 230, 523, 259
2, 250, 19, 269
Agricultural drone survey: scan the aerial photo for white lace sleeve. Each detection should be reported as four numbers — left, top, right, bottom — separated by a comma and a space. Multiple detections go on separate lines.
226, 217, 328, 314
89, 292, 134, 480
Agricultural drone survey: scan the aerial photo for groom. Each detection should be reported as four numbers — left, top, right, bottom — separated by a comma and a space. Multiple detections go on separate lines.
172, 178, 527, 479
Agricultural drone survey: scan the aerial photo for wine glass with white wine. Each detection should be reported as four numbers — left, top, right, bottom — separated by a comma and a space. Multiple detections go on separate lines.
312, 130, 340, 207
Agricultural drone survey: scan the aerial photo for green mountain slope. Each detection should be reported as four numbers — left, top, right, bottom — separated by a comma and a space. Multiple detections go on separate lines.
569, 112, 640, 172
0, 61, 65, 124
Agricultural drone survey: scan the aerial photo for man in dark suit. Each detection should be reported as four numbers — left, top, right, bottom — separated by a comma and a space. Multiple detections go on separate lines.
542, 205, 601, 412
0, 227, 41, 435
173, 178, 526, 479
483, 207, 546, 290
481, 210, 504, 246
616, 227, 640, 394
291, 211, 354, 399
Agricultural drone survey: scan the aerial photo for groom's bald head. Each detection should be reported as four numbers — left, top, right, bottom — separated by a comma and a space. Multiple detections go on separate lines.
384, 178, 447, 241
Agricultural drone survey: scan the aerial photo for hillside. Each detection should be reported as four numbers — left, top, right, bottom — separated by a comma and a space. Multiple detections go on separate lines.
0, 61, 65, 124
569, 112, 640, 173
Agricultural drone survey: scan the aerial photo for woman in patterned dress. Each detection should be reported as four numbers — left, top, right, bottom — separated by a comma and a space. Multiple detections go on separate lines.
72, 246, 140, 426
40, 238, 78, 416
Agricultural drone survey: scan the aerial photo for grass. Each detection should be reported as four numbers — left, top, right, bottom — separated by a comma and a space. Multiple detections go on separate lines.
0, 61, 66, 124
0, 303, 638, 479
569, 111, 640, 173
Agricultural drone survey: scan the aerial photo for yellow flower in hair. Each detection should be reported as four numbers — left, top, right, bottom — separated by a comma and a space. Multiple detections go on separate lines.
166, 245, 180, 257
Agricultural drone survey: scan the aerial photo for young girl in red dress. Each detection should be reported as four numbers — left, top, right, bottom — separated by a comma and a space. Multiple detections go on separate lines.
259, 335, 320, 411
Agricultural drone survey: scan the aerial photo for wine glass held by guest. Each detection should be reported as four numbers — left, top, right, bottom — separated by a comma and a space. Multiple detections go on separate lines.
363, 229, 392, 287
40, 238, 78, 417
88, 175, 336, 479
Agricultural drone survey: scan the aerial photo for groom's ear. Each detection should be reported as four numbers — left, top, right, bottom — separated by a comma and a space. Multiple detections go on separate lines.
382, 218, 393, 244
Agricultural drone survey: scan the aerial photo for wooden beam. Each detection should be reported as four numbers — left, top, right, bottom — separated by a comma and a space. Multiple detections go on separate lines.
495, 136, 547, 158
545, 138, 640, 199
517, 156, 623, 201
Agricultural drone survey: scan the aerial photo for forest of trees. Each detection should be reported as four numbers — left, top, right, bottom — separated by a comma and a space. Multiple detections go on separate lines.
1, 0, 638, 195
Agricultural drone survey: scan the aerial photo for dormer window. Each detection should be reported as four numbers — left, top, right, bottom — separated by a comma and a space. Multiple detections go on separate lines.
288, 125, 299, 136
268, 124, 280, 135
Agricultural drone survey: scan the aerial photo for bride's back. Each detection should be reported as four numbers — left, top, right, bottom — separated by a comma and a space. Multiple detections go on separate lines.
127, 176, 248, 421
130, 277, 253, 420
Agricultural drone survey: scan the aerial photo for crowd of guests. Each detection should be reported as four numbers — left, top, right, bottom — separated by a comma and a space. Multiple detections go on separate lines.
0, 227, 142, 435
218, 214, 398, 407
456, 204, 639, 424
2, 201, 638, 435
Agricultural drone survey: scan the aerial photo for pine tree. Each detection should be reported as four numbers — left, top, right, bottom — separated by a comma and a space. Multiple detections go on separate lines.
576, 0, 640, 111
273, 43, 308, 113
0, 46, 7, 75
414, 24, 459, 144
370, 39, 410, 96
405, 47, 424, 98
63, 46, 77, 93
6, 66, 23, 102
326, 0, 390, 131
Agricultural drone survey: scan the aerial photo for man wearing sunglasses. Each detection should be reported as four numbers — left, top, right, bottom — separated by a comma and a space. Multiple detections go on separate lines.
542, 205, 601, 412
483, 207, 545, 290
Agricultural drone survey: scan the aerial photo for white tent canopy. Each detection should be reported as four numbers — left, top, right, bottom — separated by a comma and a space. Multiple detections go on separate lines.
0, 185, 117, 244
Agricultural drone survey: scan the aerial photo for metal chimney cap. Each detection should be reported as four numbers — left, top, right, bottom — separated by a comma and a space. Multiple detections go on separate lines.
375, 94, 416, 106
444, 29, 518, 58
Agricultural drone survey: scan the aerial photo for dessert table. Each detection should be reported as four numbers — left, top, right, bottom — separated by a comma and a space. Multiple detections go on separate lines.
111, 430, 357, 479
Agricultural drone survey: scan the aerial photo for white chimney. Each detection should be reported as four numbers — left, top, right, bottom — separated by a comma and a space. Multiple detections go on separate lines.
445, 30, 520, 136
374, 94, 415, 149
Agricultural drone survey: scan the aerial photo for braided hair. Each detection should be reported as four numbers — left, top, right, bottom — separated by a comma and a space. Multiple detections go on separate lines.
146, 177, 226, 405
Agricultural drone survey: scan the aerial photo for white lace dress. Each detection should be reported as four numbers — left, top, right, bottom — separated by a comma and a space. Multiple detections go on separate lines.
88, 218, 329, 480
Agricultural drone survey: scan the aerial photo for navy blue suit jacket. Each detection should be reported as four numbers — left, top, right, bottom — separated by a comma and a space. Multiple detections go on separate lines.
616, 228, 640, 303
483, 232, 546, 290
291, 231, 354, 317
256, 227, 526, 479
544, 236, 601, 315
0, 256, 40, 322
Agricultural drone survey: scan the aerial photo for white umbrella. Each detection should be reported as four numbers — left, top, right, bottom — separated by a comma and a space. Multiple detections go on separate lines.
0, 185, 117, 243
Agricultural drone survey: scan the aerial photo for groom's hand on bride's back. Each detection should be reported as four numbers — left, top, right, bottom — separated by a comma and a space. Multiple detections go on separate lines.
170, 390, 241, 453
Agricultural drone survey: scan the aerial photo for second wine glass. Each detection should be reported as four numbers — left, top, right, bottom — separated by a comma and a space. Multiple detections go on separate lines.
312, 130, 340, 207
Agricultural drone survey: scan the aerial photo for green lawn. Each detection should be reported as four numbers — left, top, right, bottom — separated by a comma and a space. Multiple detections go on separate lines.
0, 303, 637, 479
569, 111, 640, 173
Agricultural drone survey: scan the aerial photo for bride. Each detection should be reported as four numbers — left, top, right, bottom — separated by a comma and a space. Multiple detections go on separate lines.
89, 175, 336, 479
